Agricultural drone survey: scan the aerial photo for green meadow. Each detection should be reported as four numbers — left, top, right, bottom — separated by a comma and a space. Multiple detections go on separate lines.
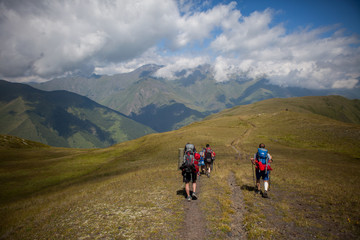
0, 96, 359, 239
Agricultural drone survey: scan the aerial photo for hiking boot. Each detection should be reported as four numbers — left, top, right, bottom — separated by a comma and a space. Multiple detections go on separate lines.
192, 192, 198, 200
262, 191, 269, 198
187, 196, 192, 201
255, 189, 260, 194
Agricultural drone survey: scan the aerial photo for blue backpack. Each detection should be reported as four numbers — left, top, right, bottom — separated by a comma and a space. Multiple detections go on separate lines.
257, 148, 268, 165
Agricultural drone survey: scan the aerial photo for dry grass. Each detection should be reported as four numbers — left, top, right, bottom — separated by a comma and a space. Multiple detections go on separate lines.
1, 165, 184, 239
1, 96, 360, 239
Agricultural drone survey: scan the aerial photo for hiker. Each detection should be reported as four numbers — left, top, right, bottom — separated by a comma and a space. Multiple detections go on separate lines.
204, 144, 216, 178
180, 144, 200, 201
184, 142, 196, 155
199, 148, 206, 174
251, 143, 273, 198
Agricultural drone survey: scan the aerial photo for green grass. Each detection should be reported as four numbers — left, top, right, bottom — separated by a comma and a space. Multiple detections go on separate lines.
0, 95, 359, 239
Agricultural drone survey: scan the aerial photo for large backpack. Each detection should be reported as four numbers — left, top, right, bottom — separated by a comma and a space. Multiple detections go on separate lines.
256, 148, 272, 171
257, 148, 268, 164
185, 143, 195, 154
205, 147, 213, 163
182, 153, 195, 173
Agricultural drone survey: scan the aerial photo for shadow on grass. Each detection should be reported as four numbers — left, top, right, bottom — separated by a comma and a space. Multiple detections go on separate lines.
176, 188, 197, 199
241, 184, 256, 191
176, 188, 187, 198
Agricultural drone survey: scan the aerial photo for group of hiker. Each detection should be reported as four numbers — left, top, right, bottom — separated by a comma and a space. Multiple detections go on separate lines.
179, 142, 273, 201
180, 143, 216, 201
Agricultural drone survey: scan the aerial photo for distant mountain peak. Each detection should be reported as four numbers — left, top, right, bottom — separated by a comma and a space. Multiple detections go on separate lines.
133, 64, 164, 78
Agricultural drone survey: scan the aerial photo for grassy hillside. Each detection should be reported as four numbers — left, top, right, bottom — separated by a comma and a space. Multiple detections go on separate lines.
208, 95, 360, 124
0, 80, 155, 148
0, 96, 359, 239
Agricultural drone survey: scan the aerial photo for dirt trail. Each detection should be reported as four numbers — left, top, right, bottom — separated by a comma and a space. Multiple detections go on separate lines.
228, 172, 247, 239
179, 176, 209, 240
179, 147, 248, 239
178, 119, 254, 239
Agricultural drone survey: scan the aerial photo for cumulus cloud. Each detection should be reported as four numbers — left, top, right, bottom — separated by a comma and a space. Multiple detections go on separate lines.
210, 9, 360, 89
171, 2, 238, 49
0, 0, 178, 80
0, 0, 359, 89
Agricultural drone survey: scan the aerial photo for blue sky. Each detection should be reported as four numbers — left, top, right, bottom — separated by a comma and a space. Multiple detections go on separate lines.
0, 0, 359, 89
237, 0, 360, 34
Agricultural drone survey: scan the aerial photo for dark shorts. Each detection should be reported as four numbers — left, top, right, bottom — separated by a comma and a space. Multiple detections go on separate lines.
256, 170, 270, 181
205, 161, 213, 170
183, 171, 197, 183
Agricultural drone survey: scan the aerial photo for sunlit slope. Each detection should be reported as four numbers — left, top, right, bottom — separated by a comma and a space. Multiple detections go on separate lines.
207, 95, 360, 124
0, 135, 49, 149
1, 95, 359, 239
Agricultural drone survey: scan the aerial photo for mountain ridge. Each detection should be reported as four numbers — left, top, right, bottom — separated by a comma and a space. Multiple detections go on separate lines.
28, 64, 360, 133
0, 80, 155, 148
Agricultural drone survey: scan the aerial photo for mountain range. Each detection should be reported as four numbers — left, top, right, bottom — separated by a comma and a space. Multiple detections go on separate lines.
28, 64, 360, 132
0, 80, 155, 148
2, 64, 359, 148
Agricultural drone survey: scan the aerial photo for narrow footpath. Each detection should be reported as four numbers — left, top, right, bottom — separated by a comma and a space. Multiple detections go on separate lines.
179, 176, 209, 240
179, 145, 248, 239
228, 172, 247, 239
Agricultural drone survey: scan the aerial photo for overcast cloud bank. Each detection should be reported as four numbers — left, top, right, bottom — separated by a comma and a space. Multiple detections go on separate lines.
0, 0, 359, 89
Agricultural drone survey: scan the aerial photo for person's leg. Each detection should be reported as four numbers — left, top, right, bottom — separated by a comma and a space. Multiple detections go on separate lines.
184, 172, 191, 200
262, 172, 270, 198
256, 180, 260, 189
206, 162, 211, 175
263, 171, 270, 191
255, 170, 261, 191
192, 172, 197, 193
185, 183, 190, 197
191, 172, 197, 199
264, 181, 269, 191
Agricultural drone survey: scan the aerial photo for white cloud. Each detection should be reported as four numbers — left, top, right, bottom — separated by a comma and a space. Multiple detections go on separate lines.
0, 0, 179, 79
332, 78, 359, 89
172, 2, 237, 49
209, 9, 360, 89
153, 55, 209, 79
0, 0, 359, 89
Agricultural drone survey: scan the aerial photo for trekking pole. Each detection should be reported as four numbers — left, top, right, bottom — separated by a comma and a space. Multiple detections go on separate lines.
251, 156, 256, 191
265, 156, 271, 191
265, 156, 268, 175
268, 173, 271, 191
178, 148, 183, 170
